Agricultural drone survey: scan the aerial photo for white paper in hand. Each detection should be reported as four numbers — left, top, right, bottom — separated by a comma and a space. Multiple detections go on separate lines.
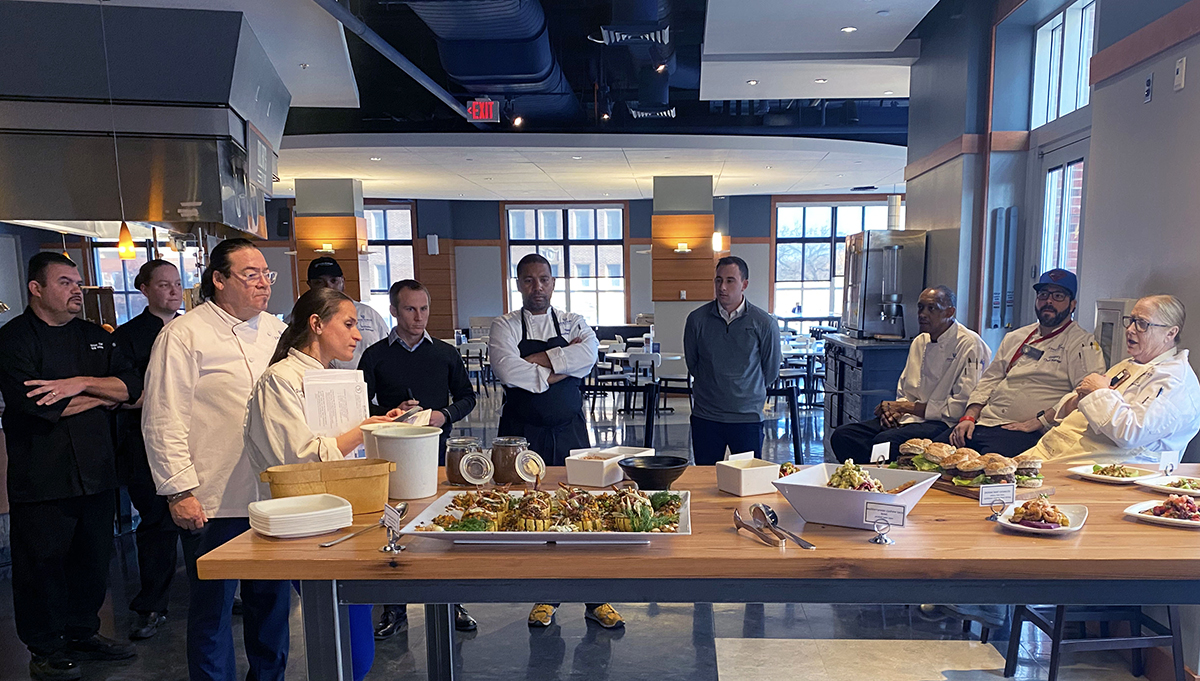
303, 369, 370, 438
870, 442, 891, 463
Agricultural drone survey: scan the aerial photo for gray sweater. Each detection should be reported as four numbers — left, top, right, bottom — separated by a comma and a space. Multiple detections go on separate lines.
683, 300, 782, 423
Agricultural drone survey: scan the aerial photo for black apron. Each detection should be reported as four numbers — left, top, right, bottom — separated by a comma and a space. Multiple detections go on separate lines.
497, 310, 591, 466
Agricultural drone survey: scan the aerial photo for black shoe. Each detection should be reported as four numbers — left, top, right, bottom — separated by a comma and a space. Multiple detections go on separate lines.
454, 605, 477, 632
129, 612, 167, 641
28, 653, 80, 681
65, 634, 136, 661
374, 605, 408, 640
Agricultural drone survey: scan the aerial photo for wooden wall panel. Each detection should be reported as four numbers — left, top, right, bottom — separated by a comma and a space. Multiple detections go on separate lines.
651, 213, 716, 301
293, 215, 369, 302
415, 237, 458, 338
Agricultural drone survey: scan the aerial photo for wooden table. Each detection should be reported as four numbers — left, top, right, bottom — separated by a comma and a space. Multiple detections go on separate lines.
199, 464, 1200, 680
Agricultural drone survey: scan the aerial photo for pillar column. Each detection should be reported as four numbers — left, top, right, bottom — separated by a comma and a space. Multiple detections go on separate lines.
293, 179, 369, 301
651, 176, 715, 370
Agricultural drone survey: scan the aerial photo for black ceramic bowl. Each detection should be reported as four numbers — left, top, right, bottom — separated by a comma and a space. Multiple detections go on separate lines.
618, 456, 690, 490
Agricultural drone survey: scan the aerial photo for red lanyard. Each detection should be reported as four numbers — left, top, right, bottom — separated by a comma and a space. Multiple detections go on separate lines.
1007, 321, 1073, 368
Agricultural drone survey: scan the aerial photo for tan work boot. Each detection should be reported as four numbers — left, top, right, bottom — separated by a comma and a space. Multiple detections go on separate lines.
585, 603, 625, 629
528, 603, 557, 627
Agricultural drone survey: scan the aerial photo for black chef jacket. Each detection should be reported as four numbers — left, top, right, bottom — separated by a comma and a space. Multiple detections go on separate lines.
110, 308, 175, 484
0, 307, 140, 504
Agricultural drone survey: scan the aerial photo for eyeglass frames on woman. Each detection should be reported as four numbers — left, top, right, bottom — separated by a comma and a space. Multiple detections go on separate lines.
1122, 315, 1170, 333
1035, 290, 1070, 303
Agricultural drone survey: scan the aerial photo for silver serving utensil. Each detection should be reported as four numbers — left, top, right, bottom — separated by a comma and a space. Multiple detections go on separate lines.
751, 504, 815, 550
319, 502, 408, 548
393, 407, 422, 423
733, 509, 784, 547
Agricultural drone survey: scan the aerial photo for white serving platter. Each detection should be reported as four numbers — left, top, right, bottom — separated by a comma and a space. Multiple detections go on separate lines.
1133, 475, 1200, 495
1068, 465, 1161, 485
249, 517, 351, 539
996, 503, 1087, 535
772, 464, 940, 531
399, 490, 690, 544
1123, 499, 1200, 529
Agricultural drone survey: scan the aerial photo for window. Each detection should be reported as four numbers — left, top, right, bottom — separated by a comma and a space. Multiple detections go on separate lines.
1032, 0, 1096, 127
93, 243, 200, 324
365, 206, 415, 326
1039, 159, 1084, 272
506, 206, 625, 326
774, 203, 893, 330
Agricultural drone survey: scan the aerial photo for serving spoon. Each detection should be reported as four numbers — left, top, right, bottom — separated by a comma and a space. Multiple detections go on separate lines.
319, 502, 408, 548
733, 509, 784, 547
751, 503, 815, 550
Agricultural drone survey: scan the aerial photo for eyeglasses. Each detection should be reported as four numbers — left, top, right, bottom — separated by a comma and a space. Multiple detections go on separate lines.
1122, 315, 1171, 333
229, 269, 277, 285
1035, 290, 1070, 303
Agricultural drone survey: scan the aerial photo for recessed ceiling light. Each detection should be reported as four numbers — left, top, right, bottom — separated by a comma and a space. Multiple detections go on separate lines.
746, 79, 759, 85
814, 78, 828, 84
483, 177, 492, 181
884, 90, 894, 95
603, 193, 610, 196
459, 193, 464, 197
840, 26, 858, 33
299, 63, 310, 69
752, 183, 759, 187
765, 165, 772, 169
572, 156, 583, 160
513, 116, 524, 127
655, 64, 667, 73
853, 160, 863, 164
369, 157, 382, 161
837, 174, 844, 178
877, 9, 891, 16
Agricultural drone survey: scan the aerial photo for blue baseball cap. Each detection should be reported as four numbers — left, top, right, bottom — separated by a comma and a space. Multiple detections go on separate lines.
1034, 268, 1077, 298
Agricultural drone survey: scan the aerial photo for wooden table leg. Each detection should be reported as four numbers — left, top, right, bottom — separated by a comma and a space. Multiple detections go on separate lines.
299, 580, 353, 680
425, 603, 456, 681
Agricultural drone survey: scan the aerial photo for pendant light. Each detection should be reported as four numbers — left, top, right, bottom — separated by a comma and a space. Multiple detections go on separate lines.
99, 0, 134, 259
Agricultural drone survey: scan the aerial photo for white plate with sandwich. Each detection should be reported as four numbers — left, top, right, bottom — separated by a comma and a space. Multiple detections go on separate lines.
1068, 464, 1160, 485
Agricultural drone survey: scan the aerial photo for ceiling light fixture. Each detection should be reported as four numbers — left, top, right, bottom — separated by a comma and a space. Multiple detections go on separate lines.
883, 90, 894, 95
601, 113, 610, 120
877, 9, 891, 16
752, 183, 759, 187
572, 156, 583, 160
814, 78, 828, 84
299, 63, 310, 69
746, 79, 759, 85
370, 157, 382, 161
513, 116, 524, 127
656, 64, 667, 73
765, 165, 772, 169
840, 26, 858, 33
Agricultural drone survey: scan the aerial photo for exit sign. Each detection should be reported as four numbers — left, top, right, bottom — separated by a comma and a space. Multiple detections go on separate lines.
467, 98, 500, 123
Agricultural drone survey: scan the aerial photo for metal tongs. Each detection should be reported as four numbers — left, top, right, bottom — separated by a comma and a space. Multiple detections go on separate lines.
750, 504, 815, 550
733, 509, 784, 547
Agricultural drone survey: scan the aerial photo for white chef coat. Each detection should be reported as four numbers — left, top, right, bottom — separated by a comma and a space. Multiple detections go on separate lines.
1026, 348, 1200, 465
896, 322, 993, 427
334, 301, 388, 371
245, 348, 345, 473
969, 320, 1106, 427
142, 301, 286, 518
488, 307, 598, 394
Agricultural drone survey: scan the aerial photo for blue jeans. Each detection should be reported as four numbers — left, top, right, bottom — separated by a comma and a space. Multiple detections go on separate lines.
180, 518, 290, 681
690, 416, 765, 465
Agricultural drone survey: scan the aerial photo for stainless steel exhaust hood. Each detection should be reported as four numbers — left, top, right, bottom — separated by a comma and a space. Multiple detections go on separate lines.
0, 1, 291, 239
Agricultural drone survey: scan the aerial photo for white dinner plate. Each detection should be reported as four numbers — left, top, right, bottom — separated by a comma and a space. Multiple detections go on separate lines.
996, 504, 1087, 535
1068, 464, 1161, 485
1123, 500, 1200, 529
249, 518, 351, 539
1133, 475, 1200, 495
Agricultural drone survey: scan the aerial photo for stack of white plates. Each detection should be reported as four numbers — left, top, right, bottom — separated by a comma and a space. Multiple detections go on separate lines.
248, 494, 353, 539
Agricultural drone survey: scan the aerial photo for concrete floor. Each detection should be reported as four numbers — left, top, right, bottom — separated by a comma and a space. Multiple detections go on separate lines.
0, 392, 1143, 680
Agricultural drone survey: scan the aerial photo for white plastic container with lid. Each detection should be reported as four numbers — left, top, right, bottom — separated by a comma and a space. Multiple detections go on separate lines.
373, 425, 443, 499
566, 448, 625, 487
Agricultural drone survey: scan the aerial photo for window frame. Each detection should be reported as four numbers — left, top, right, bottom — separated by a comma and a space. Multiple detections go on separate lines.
1031, 0, 1096, 128
91, 241, 200, 324
364, 202, 416, 327
500, 202, 630, 326
769, 195, 901, 328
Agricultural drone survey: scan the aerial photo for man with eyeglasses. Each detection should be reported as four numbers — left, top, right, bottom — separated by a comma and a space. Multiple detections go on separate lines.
944, 269, 1105, 456
142, 239, 291, 681
1021, 294, 1200, 465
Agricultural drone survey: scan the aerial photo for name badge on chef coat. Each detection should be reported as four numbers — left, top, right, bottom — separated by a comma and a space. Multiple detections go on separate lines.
1021, 346, 1044, 362
358, 315, 375, 333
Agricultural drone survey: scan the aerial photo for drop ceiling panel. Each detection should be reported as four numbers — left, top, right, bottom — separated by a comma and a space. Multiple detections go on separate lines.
700, 60, 913, 101
703, 0, 937, 55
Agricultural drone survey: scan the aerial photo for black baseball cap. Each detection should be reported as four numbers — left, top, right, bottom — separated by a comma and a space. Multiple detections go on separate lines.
307, 257, 343, 280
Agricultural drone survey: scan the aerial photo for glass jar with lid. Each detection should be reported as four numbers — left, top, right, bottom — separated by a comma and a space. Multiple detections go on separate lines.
491, 436, 530, 485
446, 437, 492, 485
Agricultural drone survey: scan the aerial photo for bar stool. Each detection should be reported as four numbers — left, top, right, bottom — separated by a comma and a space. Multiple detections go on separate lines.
1003, 605, 1185, 681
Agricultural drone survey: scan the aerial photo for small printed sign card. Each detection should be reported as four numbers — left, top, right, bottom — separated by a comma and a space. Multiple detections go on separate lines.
978, 483, 1016, 507
864, 501, 906, 527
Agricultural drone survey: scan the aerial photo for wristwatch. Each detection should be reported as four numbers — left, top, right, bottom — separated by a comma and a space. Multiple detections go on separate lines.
166, 489, 194, 504
1036, 409, 1052, 430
